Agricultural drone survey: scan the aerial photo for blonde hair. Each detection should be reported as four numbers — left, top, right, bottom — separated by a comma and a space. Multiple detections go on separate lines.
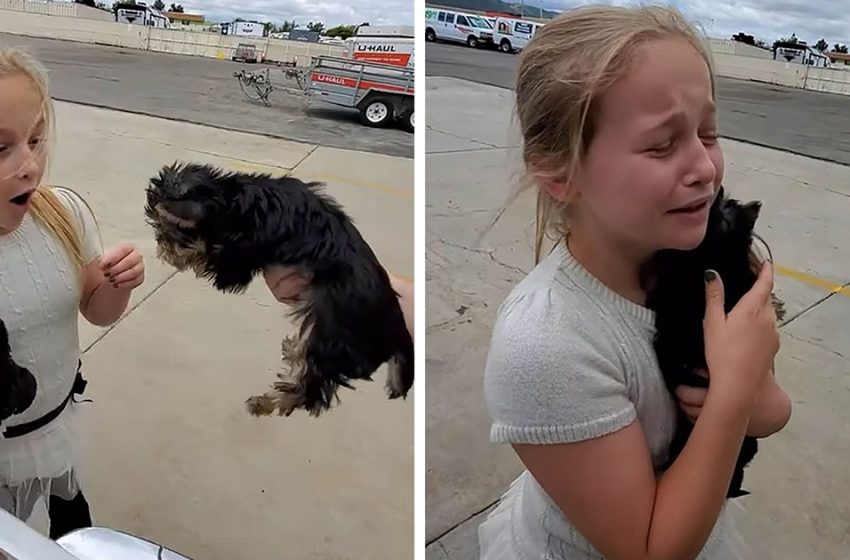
0, 47, 85, 272
514, 5, 716, 263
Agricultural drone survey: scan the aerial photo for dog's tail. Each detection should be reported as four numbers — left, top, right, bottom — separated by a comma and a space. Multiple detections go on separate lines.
386, 332, 414, 400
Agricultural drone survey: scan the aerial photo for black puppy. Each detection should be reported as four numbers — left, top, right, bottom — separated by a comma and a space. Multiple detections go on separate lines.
0, 317, 37, 425
144, 162, 414, 418
645, 186, 785, 499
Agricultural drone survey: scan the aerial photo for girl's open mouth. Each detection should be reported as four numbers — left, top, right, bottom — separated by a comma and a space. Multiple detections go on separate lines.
669, 201, 708, 214
9, 190, 34, 206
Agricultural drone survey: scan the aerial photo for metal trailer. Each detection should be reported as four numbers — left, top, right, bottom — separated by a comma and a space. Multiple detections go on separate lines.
233, 55, 414, 133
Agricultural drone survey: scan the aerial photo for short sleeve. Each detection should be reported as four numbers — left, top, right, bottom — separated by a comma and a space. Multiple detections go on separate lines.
483, 286, 637, 445
52, 187, 103, 265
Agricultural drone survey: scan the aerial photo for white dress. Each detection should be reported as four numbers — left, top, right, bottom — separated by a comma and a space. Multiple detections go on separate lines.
0, 187, 102, 522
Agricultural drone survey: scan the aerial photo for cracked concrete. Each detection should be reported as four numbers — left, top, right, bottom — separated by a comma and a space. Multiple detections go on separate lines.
426, 75, 850, 559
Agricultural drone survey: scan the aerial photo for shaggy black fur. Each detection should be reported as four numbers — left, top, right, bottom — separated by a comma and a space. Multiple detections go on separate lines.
645, 186, 785, 499
0, 317, 37, 425
143, 162, 414, 417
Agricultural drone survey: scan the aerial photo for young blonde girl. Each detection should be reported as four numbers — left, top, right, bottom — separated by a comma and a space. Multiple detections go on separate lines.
480, 5, 791, 559
0, 48, 145, 538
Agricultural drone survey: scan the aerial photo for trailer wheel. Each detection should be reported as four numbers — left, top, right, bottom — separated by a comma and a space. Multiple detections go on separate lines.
467, 35, 479, 48
499, 39, 512, 53
359, 96, 393, 128
426, 28, 436, 42
400, 107, 414, 133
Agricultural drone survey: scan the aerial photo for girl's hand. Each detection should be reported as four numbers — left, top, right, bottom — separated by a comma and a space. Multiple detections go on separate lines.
675, 369, 709, 424
676, 367, 791, 437
100, 243, 145, 290
702, 263, 779, 409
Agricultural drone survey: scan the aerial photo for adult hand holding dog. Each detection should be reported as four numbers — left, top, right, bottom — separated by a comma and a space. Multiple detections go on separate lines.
263, 265, 313, 304
702, 262, 780, 412
263, 264, 414, 338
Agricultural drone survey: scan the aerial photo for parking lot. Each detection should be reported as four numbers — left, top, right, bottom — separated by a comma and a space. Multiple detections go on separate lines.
426, 41, 850, 165
0, 33, 414, 159
426, 40, 850, 559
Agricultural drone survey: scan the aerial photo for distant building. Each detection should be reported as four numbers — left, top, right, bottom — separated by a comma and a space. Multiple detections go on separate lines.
164, 11, 205, 25
773, 42, 830, 67
827, 51, 850, 67
288, 29, 320, 43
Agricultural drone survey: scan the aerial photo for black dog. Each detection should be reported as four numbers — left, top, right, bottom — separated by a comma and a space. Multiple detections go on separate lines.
645, 186, 785, 499
144, 162, 414, 418
0, 317, 37, 425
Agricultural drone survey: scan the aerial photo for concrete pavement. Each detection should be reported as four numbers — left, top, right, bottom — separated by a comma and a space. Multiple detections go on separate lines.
33, 100, 413, 559
425, 42, 850, 166
425, 75, 850, 559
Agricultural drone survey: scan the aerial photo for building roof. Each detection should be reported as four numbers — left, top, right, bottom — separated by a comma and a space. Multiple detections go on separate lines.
827, 51, 850, 62
164, 11, 204, 22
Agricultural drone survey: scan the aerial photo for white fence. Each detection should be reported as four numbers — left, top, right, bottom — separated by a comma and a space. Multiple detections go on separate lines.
0, 0, 113, 21
0, 7, 344, 64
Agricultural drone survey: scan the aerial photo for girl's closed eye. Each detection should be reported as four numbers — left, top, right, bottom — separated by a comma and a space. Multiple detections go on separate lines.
700, 131, 718, 144
647, 138, 675, 156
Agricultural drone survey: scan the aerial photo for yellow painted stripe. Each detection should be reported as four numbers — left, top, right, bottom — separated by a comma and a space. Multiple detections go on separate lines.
226, 161, 413, 199
775, 264, 850, 296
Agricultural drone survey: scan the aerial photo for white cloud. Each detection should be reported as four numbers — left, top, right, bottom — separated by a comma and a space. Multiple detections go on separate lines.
176, 0, 412, 27
539, 0, 850, 47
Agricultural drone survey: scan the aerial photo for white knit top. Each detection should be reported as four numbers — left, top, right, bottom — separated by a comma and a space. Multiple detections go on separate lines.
0, 187, 101, 493
479, 242, 744, 559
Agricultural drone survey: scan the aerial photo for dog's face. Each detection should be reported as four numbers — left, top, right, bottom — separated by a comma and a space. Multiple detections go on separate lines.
144, 163, 216, 272
145, 162, 267, 276
701, 186, 762, 257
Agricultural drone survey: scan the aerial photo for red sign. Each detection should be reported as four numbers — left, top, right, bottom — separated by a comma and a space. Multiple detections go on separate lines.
311, 72, 414, 95
352, 51, 412, 67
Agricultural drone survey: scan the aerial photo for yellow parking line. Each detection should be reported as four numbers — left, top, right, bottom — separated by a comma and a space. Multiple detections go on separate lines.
226, 161, 413, 199
775, 265, 850, 296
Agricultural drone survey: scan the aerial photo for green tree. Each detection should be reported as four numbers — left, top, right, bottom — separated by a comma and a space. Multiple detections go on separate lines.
326, 24, 356, 39
833, 43, 848, 53
306, 21, 325, 34
169, 3, 183, 12
815, 38, 828, 52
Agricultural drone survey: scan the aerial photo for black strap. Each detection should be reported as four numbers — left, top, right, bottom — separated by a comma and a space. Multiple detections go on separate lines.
1, 360, 89, 439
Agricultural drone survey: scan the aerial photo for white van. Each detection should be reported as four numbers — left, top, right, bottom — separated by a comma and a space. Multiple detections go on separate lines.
425, 7, 494, 48
489, 17, 542, 53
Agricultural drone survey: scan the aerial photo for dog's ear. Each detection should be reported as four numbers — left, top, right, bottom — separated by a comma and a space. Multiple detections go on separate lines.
163, 200, 206, 223
742, 201, 762, 230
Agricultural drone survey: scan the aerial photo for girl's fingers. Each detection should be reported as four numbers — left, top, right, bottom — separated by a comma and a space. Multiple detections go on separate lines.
105, 253, 142, 277
677, 402, 701, 422
111, 263, 144, 287
675, 385, 708, 407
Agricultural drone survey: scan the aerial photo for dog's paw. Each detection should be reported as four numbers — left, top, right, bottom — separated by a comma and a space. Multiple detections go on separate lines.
385, 355, 411, 400
245, 379, 307, 418
245, 394, 278, 417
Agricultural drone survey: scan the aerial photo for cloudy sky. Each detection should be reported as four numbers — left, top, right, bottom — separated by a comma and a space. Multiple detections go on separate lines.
535, 0, 850, 47
175, 0, 412, 28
